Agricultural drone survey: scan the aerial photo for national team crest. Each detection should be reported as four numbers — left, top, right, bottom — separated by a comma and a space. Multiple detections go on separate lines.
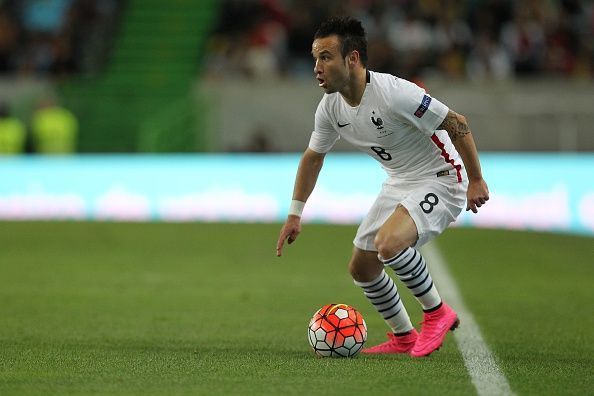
371, 111, 384, 130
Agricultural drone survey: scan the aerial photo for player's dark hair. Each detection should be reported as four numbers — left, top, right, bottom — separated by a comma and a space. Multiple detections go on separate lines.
314, 16, 368, 66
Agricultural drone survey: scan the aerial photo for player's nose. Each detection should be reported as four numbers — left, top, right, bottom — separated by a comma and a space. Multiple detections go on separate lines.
314, 59, 322, 74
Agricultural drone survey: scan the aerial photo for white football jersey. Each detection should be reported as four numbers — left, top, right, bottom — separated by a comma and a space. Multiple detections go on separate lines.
309, 70, 464, 182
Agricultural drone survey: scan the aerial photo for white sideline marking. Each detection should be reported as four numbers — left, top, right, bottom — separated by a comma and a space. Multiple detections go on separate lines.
422, 242, 515, 396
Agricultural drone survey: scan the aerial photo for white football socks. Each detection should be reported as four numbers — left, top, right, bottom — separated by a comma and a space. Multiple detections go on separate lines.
382, 247, 442, 310
354, 270, 414, 334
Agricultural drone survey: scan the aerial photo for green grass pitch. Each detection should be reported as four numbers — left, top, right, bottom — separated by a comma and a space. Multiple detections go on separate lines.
0, 222, 592, 395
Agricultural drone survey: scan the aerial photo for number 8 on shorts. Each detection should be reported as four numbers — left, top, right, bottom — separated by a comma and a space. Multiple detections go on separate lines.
419, 193, 439, 214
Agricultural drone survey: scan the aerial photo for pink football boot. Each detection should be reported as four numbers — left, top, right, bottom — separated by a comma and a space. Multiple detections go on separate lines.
411, 303, 459, 357
361, 329, 418, 354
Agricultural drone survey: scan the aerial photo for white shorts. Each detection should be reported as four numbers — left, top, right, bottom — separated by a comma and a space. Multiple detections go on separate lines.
353, 173, 468, 251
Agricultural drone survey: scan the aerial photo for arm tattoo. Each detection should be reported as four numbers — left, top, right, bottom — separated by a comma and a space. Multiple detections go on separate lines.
439, 110, 470, 142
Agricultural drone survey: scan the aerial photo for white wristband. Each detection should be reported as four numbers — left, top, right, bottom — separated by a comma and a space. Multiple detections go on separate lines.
288, 200, 305, 217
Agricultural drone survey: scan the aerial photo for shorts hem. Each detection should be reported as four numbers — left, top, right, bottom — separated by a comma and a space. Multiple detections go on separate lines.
353, 239, 378, 252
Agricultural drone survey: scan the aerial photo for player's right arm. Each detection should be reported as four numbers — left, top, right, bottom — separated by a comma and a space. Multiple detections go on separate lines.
276, 148, 326, 257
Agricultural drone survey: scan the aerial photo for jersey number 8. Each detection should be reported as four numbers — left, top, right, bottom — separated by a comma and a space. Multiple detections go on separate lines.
370, 146, 392, 161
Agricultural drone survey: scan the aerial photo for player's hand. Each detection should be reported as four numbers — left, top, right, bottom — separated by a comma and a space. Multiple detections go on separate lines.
276, 215, 302, 257
466, 178, 489, 213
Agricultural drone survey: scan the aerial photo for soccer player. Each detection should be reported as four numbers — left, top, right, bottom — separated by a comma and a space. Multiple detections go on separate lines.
276, 16, 489, 357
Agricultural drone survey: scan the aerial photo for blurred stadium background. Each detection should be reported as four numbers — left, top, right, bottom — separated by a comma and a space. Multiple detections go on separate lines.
0, 0, 593, 235
1, 2, 593, 395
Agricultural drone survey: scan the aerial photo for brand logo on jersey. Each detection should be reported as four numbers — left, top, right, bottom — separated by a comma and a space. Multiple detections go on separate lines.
337, 122, 350, 128
371, 111, 384, 130
414, 95, 432, 118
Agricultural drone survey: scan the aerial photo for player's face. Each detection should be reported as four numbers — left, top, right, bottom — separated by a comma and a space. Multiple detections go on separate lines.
312, 35, 351, 94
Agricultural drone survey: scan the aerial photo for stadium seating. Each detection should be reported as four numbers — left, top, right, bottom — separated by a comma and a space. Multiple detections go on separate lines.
61, 0, 218, 152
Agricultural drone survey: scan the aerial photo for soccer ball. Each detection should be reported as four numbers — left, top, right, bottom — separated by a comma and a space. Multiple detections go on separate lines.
307, 303, 367, 357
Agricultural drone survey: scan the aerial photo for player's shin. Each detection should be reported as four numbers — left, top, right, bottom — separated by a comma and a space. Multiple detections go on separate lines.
382, 247, 442, 311
353, 270, 414, 334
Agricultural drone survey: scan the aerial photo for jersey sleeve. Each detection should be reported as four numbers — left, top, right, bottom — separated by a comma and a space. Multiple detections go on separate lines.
308, 98, 340, 153
389, 78, 449, 136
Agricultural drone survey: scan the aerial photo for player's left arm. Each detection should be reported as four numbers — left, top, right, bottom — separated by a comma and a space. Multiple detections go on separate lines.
438, 110, 489, 213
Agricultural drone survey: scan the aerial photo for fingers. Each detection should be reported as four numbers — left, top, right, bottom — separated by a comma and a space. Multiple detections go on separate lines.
277, 218, 302, 256
276, 232, 288, 257
276, 245, 283, 257
276, 229, 298, 256
466, 182, 489, 213
466, 195, 489, 213
287, 229, 300, 245
466, 201, 478, 213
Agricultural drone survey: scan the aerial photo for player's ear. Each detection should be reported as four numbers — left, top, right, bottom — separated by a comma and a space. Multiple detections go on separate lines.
347, 50, 359, 67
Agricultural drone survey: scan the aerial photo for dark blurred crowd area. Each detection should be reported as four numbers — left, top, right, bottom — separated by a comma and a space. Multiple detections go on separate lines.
204, 0, 594, 81
0, 0, 122, 79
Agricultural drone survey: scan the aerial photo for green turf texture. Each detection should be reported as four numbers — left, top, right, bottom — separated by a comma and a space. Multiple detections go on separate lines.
0, 222, 592, 395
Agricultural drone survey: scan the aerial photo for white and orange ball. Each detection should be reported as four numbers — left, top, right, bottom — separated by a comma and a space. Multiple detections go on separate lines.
307, 303, 367, 357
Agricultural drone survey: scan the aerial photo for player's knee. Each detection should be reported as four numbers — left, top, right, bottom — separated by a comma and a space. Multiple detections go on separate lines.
348, 259, 362, 280
348, 256, 382, 283
374, 232, 407, 261
349, 259, 369, 282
